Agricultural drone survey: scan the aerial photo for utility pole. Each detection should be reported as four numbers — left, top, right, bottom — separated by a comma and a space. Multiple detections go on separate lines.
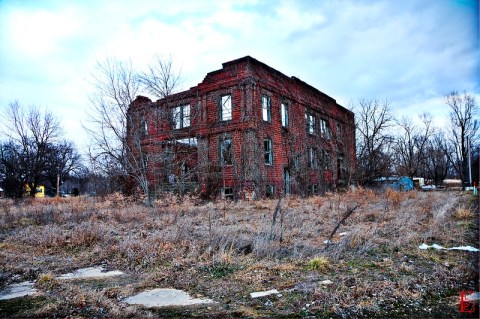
56, 165, 60, 197
467, 137, 472, 187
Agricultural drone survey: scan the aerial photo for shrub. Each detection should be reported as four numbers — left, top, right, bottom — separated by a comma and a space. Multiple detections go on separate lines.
36, 273, 58, 290
306, 256, 329, 271
453, 207, 473, 220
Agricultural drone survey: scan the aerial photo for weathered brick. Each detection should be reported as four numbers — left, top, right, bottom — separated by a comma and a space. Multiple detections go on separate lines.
127, 56, 356, 199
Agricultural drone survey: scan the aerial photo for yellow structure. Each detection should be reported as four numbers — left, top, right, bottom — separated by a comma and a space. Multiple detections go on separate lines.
24, 185, 46, 198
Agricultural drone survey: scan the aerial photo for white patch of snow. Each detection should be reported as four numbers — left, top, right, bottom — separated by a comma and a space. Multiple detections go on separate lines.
419, 243, 479, 252
250, 289, 279, 298
0, 281, 37, 300
124, 288, 214, 307
57, 266, 124, 280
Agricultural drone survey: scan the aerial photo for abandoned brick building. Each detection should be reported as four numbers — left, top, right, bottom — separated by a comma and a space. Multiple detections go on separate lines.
127, 56, 355, 199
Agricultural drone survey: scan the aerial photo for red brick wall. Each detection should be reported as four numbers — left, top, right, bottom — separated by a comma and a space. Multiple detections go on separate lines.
128, 56, 356, 198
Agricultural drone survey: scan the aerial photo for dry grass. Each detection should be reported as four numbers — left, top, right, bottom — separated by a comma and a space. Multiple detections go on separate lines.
0, 190, 477, 318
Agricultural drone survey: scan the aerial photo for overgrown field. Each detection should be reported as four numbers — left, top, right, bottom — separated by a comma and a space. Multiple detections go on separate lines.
0, 190, 478, 318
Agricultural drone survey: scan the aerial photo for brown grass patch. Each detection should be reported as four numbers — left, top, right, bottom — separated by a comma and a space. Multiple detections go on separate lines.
0, 191, 477, 318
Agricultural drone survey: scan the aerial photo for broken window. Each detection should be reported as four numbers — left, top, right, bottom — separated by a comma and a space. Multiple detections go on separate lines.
305, 112, 315, 135
322, 150, 331, 170
281, 102, 289, 128
262, 95, 271, 122
293, 154, 301, 170
320, 119, 330, 139
222, 187, 234, 200
220, 137, 233, 165
283, 168, 291, 194
264, 139, 273, 165
308, 147, 318, 168
336, 121, 342, 139
140, 118, 148, 136
337, 154, 345, 180
221, 95, 232, 121
182, 105, 190, 127
266, 185, 275, 198
172, 105, 190, 129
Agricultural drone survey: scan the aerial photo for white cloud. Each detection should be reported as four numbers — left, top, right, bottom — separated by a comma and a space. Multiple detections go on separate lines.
4, 6, 82, 58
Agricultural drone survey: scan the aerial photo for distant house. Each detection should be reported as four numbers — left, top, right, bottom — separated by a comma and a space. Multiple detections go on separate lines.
127, 56, 356, 199
24, 185, 46, 198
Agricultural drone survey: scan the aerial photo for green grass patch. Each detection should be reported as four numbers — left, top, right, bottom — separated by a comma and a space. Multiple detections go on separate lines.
200, 263, 240, 278
305, 256, 330, 271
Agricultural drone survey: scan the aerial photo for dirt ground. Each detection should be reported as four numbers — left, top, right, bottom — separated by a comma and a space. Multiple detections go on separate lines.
0, 189, 478, 318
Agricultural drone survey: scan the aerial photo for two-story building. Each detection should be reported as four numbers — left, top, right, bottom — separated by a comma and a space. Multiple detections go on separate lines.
127, 56, 355, 199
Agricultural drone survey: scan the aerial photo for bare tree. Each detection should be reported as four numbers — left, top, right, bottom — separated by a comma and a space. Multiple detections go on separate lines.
85, 56, 183, 201
393, 113, 434, 178
423, 132, 450, 185
0, 141, 25, 197
445, 91, 479, 186
85, 57, 151, 198
353, 99, 395, 184
85, 58, 139, 176
43, 141, 83, 191
137, 55, 182, 99
1, 101, 64, 197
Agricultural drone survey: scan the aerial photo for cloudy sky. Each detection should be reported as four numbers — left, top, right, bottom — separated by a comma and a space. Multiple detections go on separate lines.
0, 0, 478, 152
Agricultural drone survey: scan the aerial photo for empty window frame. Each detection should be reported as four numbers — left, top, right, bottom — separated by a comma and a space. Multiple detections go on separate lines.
337, 154, 345, 180
182, 105, 190, 127
172, 105, 190, 129
336, 121, 342, 139
262, 95, 271, 122
308, 147, 318, 168
266, 185, 275, 198
220, 95, 232, 121
220, 137, 233, 165
283, 168, 291, 194
222, 187, 234, 200
305, 112, 316, 135
320, 118, 330, 138
322, 150, 331, 170
264, 139, 273, 165
293, 154, 301, 170
281, 102, 289, 127
140, 118, 148, 136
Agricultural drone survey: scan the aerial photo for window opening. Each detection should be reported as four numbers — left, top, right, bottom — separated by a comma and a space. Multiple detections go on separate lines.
221, 95, 232, 121
264, 139, 273, 165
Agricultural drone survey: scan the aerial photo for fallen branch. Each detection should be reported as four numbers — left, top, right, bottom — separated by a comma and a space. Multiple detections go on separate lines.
325, 204, 359, 245
269, 197, 283, 240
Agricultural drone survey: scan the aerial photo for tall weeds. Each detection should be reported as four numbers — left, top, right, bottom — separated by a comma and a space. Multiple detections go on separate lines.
0, 190, 472, 270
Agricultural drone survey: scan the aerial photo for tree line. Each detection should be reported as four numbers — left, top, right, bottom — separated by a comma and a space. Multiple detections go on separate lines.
354, 92, 479, 187
1, 55, 478, 198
